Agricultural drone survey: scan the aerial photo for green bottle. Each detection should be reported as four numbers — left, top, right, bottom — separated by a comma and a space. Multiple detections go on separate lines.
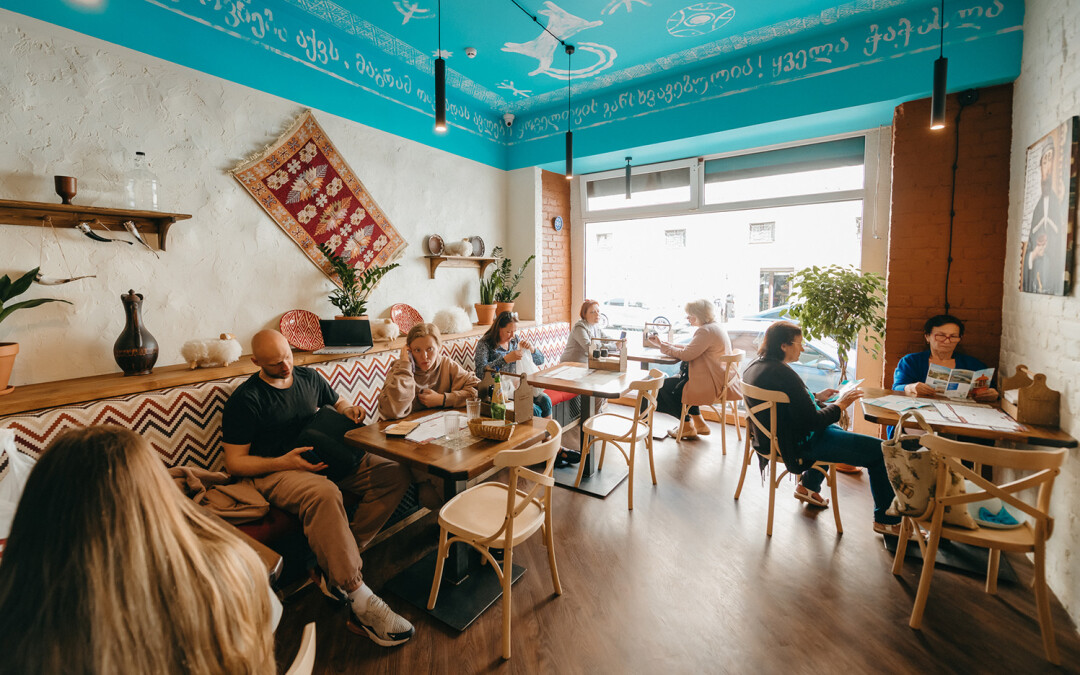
491, 371, 506, 421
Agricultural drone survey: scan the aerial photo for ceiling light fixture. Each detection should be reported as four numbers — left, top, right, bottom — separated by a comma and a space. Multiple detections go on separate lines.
565, 44, 574, 181
625, 157, 632, 199
434, 0, 447, 133
930, 0, 947, 130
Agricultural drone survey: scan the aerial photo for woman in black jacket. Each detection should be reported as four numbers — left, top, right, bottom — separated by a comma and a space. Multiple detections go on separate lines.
742, 322, 900, 534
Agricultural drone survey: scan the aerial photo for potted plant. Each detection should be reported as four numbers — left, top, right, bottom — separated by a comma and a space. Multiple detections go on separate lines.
491, 246, 535, 316
319, 244, 399, 319
0, 267, 71, 394
475, 268, 501, 326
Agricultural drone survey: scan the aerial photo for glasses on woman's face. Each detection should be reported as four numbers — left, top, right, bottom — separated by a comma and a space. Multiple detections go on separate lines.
931, 332, 962, 342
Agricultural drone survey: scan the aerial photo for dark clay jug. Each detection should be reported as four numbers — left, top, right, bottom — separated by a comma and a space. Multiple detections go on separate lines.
113, 289, 159, 376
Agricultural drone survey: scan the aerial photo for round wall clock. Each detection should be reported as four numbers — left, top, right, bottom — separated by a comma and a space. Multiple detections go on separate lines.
552, 216, 564, 232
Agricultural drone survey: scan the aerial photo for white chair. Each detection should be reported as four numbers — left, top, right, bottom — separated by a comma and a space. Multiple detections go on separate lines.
285, 622, 316, 675
734, 381, 842, 537
891, 435, 1067, 664
675, 349, 744, 453
578, 369, 665, 510
427, 419, 563, 659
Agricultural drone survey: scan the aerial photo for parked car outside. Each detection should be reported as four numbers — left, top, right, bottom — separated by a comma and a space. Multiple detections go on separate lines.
741, 304, 791, 322
598, 297, 676, 330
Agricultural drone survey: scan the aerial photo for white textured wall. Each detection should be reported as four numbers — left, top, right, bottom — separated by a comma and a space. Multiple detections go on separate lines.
0, 11, 509, 385
506, 167, 541, 321
1002, 0, 1080, 630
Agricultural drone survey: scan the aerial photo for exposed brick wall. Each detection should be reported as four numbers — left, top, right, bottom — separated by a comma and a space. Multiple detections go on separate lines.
541, 169, 572, 323
884, 84, 1013, 386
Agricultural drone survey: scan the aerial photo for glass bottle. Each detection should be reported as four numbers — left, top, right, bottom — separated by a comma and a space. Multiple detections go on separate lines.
490, 371, 506, 421
124, 151, 160, 211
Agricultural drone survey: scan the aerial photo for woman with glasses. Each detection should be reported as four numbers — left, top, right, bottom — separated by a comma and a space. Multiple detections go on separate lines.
892, 314, 997, 401
475, 311, 553, 419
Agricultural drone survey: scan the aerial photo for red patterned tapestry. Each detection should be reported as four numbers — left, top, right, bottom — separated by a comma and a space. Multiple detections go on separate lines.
231, 110, 407, 284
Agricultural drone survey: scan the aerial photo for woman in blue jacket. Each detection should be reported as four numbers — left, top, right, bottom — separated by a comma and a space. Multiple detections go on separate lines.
892, 314, 997, 401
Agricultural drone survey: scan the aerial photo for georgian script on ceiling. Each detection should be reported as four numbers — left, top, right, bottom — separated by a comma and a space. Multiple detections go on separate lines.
508, 0, 1020, 143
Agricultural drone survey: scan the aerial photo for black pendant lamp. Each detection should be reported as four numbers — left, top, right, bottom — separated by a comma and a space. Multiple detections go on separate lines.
930, 0, 947, 130
565, 44, 574, 180
625, 157, 632, 199
434, 0, 447, 133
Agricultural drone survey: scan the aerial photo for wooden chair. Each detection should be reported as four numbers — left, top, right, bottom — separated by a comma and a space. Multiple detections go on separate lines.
890, 434, 1067, 664
427, 419, 563, 660
675, 349, 745, 454
578, 369, 665, 510
284, 622, 316, 675
733, 382, 842, 537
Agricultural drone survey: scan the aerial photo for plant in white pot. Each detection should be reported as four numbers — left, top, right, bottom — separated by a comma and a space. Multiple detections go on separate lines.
319, 244, 399, 319
0, 268, 72, 394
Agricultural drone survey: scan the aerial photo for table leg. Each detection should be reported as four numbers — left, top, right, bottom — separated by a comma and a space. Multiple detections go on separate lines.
384, 478, 525, 631
553, 394, 629, 498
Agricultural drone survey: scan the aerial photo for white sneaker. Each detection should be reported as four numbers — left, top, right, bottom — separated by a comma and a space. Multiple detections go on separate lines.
347, 593, 415, 647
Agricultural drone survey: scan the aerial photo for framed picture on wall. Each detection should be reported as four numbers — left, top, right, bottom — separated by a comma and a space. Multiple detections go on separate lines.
1019, 117, 1079, 296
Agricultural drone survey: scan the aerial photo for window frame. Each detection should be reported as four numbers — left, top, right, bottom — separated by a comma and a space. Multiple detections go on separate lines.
580, 157, 699, 222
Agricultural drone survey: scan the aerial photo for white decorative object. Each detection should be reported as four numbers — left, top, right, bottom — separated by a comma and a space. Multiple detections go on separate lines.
371, 318, 401, 342
180, 333, 242, 369
434, 307, 472, 334
443, 238, 473, 256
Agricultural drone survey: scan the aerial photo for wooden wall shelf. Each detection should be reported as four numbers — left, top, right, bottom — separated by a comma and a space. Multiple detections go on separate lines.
0, 199, 192, 251
424, 255, 496, 279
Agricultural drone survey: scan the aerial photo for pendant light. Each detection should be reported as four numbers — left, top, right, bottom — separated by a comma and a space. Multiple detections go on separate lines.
625, 157, 632, 199
565, 44, 574, 180
434, 0, 447, 133
930, 0, 947, 130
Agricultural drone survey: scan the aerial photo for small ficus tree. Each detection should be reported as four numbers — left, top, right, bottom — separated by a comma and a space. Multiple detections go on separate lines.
784, 264, 886, 386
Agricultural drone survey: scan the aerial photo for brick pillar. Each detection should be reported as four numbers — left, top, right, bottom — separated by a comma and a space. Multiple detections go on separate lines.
541, 169, 572, 323
885, 84, 1012, 385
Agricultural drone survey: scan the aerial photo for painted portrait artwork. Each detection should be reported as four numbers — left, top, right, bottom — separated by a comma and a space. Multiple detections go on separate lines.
1019, 117, 1079, 296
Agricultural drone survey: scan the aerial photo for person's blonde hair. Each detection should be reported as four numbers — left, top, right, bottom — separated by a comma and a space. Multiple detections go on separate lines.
407, 322, 442, 345
685, 298, 716, 324
0, 426, 275, 675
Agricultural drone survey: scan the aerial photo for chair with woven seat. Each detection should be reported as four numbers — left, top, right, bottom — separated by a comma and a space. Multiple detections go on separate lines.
733, 381, 842, 537
577, 369, 665, 510
427, 419, 563, 660
674, 349, 745, 453
891, 434, 1067, 664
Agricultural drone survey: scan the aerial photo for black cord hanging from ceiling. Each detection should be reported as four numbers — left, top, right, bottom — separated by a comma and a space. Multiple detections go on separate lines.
942, 89, 979, 314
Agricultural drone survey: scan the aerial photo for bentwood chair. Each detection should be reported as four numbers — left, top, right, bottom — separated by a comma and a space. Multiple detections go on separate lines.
427, 419, 563, 660
579, 369, 665, 510
734, 382, 842, 537
675, 349, 745, 454
285, 622, 316, 675
891, 435, 1067, 664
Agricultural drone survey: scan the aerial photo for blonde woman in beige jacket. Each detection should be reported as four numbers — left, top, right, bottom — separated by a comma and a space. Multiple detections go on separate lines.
646, 299, 741, 439
378, 323, 480, 420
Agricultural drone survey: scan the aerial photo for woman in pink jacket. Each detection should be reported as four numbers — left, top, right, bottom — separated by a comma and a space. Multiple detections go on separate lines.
646, 299, 741, 439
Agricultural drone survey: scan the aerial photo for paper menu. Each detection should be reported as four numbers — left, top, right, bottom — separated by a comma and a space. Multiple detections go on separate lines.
926, 365, 995, 399
863, 395, 934, 412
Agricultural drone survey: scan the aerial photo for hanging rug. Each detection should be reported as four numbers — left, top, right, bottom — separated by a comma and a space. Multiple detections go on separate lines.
231, 110, 406, 286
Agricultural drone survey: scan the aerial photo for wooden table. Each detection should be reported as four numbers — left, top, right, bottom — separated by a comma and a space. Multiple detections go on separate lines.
344, 411, 551, 631
859, 387, 1077, 448
528, 363, 651, 498
626, 346, 679, 369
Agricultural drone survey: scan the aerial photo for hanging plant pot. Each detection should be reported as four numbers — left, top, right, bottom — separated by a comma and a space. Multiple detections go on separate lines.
495, 302, 515, 317
474, 304, 497, 325
0, 342, 19, 395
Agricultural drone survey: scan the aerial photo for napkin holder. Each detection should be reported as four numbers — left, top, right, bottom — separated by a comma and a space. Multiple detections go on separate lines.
477, 367, 534, 424
588, 337, 627, 372
642, 322, 672, 349
1000, 364, 1060, 427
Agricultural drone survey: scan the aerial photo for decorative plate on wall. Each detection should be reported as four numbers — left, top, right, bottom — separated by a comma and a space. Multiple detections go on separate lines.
280, 309, 324, 351
426, 234, 444, 255
390, 303, 424, 334
469, 236, 485, 257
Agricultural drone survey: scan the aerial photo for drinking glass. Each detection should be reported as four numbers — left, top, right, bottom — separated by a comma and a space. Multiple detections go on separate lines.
466, 399, 481, 421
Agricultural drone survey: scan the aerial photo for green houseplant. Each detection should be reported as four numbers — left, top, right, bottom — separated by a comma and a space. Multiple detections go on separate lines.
1, 267, 72, 394
475, 268, 501, 326
784, 264, 887, 386
319, 244, 399, 318
492, 246, 535, 313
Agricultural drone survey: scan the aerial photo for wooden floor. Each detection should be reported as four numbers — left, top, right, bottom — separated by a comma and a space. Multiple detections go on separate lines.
273, 410, 1080, 674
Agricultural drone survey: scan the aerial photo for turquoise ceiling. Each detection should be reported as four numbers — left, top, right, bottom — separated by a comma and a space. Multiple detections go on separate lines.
6, 0, 1023, 173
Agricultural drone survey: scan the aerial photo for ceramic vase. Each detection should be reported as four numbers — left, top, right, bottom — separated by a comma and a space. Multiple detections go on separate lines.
113, 289, 159, 376
474, 303, 497, 325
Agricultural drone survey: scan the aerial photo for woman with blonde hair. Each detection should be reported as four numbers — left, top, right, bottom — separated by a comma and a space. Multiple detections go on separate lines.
646, 298, 741, 439
0, 426, 277, 675
378, 322, 481, 420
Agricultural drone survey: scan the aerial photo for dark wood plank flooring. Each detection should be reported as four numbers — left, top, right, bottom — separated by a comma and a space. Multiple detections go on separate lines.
273, 411, 1080, 674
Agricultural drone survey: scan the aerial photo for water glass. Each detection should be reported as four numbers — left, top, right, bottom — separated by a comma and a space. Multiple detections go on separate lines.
443, 412, 463, 439
466, 398, 481, 421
